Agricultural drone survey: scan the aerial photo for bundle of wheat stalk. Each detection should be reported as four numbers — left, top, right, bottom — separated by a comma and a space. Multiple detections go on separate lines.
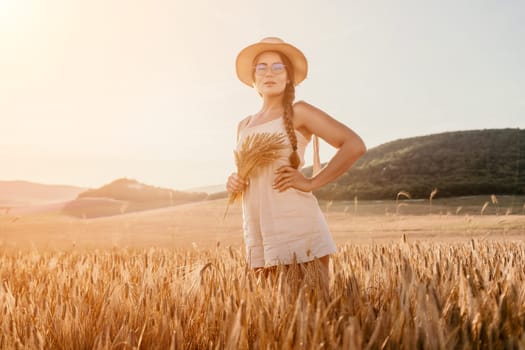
224, 132, 288, 217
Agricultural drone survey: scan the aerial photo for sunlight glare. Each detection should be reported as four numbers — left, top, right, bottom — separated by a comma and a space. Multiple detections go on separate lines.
0, 0, 33, 30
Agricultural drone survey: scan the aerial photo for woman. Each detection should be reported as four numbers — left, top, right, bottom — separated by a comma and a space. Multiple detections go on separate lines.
227, 37, 366, 279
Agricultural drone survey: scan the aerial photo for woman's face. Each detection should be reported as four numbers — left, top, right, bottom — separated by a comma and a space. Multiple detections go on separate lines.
253, 51, 288, 97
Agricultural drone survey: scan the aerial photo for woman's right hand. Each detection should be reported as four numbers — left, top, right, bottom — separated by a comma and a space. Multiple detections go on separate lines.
226, 173, 248, 194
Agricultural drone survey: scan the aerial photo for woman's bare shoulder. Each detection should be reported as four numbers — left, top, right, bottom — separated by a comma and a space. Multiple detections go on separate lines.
293, 100, 313, 112
236, 115, 252, 139
292, 100, 328, 124
293, 100, 327, 115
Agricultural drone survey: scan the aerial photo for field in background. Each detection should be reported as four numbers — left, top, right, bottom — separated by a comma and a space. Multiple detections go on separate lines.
0, 196, 524, 251
321, 194, 525, 216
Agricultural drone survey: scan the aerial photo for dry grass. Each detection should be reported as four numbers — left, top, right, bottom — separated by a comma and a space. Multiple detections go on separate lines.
228, 132, 287, 205
1, 198, 524, 348
1, 241, 525, 349
1, 198, 524, 251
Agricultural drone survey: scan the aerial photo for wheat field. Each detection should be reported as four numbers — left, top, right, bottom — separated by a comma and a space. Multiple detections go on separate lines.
1, 240, 524, 349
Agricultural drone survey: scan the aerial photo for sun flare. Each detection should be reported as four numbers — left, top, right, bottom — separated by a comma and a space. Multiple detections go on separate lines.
0, 0, 33, 29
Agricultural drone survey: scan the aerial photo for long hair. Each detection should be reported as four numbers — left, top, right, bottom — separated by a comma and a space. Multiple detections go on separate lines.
278, 53, 300, 169
252, 52, 300, 169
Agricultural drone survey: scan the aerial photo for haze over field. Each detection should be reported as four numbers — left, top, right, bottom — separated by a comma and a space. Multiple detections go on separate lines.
1, 0, 524, 189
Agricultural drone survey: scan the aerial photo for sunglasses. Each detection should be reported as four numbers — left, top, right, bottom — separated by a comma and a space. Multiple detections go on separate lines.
254, 62, 287, 76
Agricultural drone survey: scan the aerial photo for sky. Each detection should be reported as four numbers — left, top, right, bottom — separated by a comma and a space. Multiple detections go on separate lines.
1, 0, 524, 190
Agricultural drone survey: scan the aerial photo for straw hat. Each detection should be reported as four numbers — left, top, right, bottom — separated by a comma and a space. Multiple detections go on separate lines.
235, 37, 308, 87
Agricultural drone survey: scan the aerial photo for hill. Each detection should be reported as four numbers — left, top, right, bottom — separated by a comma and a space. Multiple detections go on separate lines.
62, 178, 208, 218
311, 128, 525, 200
0, 180, 86, 207
186, 184, 225, 194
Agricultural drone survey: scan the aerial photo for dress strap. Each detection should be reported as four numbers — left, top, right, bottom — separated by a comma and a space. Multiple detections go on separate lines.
313, 135, 321, 175
237, 115, 252, 140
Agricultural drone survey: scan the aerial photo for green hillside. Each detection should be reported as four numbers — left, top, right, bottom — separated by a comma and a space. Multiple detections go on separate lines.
312, 128, 525, 200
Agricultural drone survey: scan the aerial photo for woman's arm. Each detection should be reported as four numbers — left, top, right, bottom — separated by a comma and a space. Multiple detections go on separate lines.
273, 101, 366, 192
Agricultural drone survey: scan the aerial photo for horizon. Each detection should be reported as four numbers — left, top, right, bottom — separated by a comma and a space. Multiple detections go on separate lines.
1, 126, 522, 191
1, 0, 524, 189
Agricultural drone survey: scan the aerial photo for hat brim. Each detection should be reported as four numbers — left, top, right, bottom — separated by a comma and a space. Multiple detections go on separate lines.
236, 42, 308, 87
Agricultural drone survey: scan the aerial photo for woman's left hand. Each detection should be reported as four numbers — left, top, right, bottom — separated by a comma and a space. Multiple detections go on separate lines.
273, 166, 313, 192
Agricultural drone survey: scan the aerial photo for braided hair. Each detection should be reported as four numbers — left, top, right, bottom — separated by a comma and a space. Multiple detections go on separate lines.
253, 52, 300, 169
277, 53, 300, 169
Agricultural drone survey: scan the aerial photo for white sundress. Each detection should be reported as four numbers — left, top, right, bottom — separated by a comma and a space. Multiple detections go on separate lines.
237, 117, 337, 268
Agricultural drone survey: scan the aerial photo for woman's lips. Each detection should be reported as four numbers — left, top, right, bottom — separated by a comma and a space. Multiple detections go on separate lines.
264, 81, 276, 86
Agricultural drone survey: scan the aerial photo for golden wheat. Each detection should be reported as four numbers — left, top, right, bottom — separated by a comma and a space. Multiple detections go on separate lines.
429, 188, 439, 214
396, 191, 411, 216
1, 241, 524, 349
481, 201, 490, 215
224, 132, 287, 217
231, 132, 287, 201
